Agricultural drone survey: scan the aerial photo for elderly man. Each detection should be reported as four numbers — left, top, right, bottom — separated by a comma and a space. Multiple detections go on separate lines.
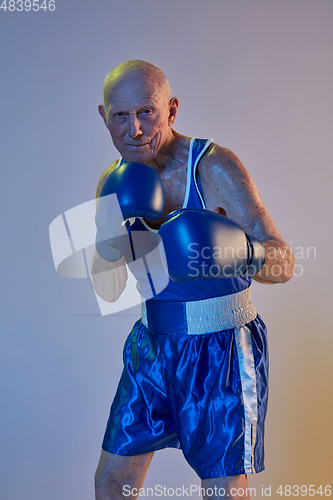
92, 60, 294, 500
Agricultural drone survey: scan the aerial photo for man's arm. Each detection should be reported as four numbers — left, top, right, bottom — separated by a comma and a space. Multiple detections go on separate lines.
91, 161, 128, 303
199, 145, 295, 284
91, 252, 128, 303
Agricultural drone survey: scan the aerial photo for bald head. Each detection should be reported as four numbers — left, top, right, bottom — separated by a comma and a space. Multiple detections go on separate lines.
99, 60, 179, 164
102, 60, 171, 107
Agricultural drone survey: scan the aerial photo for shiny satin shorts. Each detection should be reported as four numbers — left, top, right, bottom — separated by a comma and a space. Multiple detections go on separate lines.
102, 286, 269, 479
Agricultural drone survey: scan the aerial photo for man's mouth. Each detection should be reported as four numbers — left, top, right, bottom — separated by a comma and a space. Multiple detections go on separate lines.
126, 142, 149, 148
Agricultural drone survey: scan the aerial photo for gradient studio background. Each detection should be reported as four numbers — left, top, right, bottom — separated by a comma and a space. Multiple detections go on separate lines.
1, 1, 332, 498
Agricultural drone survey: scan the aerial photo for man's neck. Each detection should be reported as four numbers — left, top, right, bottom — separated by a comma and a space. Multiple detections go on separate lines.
147, 130, 191, 174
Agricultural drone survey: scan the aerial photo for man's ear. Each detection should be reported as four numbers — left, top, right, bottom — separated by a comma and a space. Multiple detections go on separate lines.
168, 97, 179, 126
98, 104, 107, 126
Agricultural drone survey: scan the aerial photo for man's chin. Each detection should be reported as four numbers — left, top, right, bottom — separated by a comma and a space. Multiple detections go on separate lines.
123, 149, 154, 164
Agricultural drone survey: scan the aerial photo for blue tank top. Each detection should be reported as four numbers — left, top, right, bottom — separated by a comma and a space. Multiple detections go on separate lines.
121, 138, 251, 301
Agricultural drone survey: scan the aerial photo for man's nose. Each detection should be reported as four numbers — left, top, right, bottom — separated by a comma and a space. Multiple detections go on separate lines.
128, 114, 143, 138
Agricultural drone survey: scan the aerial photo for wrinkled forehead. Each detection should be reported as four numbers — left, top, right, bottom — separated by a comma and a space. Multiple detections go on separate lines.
104, 69, 170, 108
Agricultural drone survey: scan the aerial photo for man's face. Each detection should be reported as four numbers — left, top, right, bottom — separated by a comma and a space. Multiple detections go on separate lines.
101, 73, 175, 164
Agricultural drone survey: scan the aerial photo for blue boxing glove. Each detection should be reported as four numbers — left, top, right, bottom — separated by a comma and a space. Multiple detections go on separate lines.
95, 162, 164, 261
158, 208, 265, 280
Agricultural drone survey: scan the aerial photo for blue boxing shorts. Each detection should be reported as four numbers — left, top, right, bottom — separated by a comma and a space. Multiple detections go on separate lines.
102, 286, 269, 479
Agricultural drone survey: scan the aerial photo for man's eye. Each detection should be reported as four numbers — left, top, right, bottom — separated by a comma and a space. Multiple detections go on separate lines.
142, 109, 152, 114
115, 112, 125, 117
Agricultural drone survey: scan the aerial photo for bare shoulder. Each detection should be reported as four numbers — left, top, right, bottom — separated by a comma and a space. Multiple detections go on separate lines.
198, 143, 294, 282
199, 143, 263, 212
96, 160, 119, 199
200, 143, 256, 194
199, 143, 280, 239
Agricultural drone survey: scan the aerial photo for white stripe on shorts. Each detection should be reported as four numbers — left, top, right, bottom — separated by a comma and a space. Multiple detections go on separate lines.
234, 325, 258, 473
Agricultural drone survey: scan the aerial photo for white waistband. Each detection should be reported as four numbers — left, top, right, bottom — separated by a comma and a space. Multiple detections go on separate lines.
141, 285, 257, 335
